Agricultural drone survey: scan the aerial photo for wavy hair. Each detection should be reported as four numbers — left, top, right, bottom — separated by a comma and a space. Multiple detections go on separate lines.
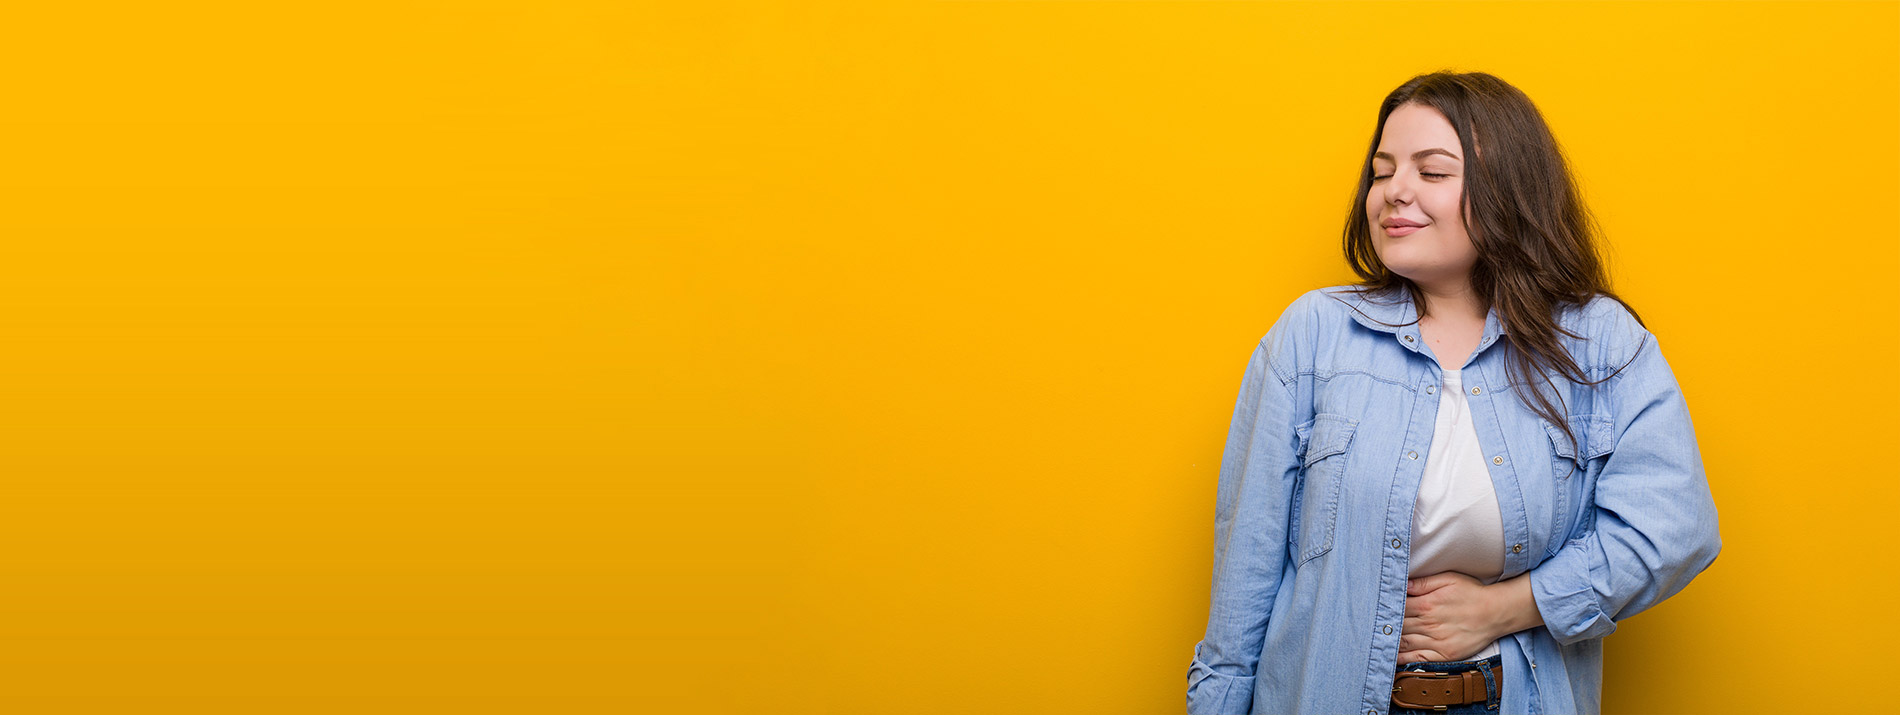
1336, 71, 1644, 467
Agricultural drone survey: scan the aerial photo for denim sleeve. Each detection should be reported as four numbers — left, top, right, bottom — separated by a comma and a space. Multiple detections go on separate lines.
1187, 326, 1304, 715
1526, 329, 1722, 646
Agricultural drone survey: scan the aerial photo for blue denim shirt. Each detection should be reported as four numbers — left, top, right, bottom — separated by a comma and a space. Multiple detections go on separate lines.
1186, 285, 1721, 715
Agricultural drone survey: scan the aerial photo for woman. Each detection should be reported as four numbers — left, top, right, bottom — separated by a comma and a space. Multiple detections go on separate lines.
1184, 71, 1721, 715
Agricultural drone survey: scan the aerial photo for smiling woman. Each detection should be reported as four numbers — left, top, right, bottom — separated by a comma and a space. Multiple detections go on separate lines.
1366, 108, 1479, 303
1185, 71, 1721, 715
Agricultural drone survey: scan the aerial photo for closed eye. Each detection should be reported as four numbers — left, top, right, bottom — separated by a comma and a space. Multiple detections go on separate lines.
1371, 173, 1451, 181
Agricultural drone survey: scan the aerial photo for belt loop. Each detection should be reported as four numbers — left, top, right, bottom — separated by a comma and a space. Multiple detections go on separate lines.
1481, 659, 1499, 710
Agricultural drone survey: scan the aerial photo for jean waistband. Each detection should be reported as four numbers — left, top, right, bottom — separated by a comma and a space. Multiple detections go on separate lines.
1395, 654, 1504, 674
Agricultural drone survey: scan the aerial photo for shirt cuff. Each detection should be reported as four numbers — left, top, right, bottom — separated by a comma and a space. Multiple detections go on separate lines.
1528, 539, 1618, 645
1186, 655, 1255, 715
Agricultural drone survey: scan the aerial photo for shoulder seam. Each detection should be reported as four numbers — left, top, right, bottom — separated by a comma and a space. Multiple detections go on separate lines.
1258, 335, 1297, 388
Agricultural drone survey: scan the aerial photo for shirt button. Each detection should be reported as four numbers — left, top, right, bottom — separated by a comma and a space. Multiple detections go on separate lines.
1383, 625, 1393, 635
1403, 335, 1414, 343
1425, 385, 1436, 394
1392, 537, 1402, 548
1512, 543, 1524, 554
1408, 450, 1418, 460
1470, 386, 1482, 395
1493, 455, 1504, 465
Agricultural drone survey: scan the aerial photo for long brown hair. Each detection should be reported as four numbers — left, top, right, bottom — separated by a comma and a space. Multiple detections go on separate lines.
1338, 71, 1643, 464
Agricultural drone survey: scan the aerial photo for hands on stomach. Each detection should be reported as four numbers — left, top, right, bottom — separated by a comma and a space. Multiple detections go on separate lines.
1397, 571, 1543, 664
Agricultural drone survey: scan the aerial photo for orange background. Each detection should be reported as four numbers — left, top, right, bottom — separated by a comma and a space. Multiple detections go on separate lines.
0, 2, 1894, 713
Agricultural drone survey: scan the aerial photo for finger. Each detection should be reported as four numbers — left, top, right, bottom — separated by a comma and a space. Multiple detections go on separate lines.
1398, 633, 1435, 651
1410, 573, 1459, 594
1402, 615, 1431, 634
1400, 649, 1446, 664
1404, 595, 1430, 618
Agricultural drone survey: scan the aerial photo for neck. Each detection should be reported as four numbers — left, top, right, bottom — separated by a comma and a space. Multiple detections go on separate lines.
1412, 279, 1486, 323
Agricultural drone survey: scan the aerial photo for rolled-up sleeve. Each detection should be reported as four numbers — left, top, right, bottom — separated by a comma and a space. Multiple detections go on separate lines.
1527, 326, 1722, 646
1186, 323, 1304, 714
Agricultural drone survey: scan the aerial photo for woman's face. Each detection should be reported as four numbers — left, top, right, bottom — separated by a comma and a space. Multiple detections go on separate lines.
1365, 102, 1479, 292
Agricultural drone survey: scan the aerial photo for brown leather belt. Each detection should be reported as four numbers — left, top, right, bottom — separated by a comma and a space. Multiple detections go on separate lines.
1391, 665, 1500, 710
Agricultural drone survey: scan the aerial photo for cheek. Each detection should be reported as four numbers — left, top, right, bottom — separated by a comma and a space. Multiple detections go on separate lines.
1451, 190, 1471, 228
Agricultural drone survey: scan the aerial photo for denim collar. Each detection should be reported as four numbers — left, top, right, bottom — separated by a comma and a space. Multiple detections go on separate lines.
1324, 283, 1509, 360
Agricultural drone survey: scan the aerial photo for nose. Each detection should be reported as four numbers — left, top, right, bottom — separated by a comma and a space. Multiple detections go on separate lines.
1381, 171, 1413, 206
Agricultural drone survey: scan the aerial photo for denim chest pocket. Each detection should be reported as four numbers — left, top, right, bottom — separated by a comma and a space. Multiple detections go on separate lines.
1542, 414, 1616, 552
1291, 413, 1359, 565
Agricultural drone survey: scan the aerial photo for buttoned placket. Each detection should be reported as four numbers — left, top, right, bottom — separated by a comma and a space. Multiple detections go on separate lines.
1457, 364, 1529, 566
1369, 322, 1447, 711
1366, 312, 1528, 713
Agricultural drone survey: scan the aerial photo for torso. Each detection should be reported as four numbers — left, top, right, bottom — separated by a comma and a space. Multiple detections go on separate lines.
1194, 286, 1671, 715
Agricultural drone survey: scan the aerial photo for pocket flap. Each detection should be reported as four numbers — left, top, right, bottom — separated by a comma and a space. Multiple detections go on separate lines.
1544, 414, 1616, 463
1301, 413, 1359, 469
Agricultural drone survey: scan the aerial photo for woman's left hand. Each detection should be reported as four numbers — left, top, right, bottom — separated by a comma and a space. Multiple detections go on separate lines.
1397, 572, 1511, 664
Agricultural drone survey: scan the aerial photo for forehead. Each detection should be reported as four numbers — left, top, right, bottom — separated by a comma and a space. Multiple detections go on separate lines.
1375, 104, 1462, 162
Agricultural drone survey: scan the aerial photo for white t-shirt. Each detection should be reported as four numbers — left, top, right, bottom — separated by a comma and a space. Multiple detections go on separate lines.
1409, 367, 1505, 661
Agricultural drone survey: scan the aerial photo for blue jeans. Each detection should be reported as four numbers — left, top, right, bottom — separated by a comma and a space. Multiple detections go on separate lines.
1391, 654, 1502, 714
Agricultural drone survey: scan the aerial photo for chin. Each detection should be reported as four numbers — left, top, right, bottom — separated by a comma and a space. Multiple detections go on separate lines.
1373, 253, 1415, 275
1379, 263, 1428, 283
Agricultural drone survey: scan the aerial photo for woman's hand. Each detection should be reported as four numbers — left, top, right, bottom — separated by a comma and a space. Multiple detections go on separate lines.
1397, 572, 1543, 665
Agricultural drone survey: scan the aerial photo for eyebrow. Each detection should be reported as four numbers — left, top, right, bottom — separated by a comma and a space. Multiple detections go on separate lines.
1373, 148, 1462, 163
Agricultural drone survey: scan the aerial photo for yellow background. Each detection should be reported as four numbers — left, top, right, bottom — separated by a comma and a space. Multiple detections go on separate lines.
0, 1, 1893, 713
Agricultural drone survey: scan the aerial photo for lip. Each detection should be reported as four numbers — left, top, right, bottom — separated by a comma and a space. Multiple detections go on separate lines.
1384, 225, 1422, 237
1382, 218, 1426, 228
